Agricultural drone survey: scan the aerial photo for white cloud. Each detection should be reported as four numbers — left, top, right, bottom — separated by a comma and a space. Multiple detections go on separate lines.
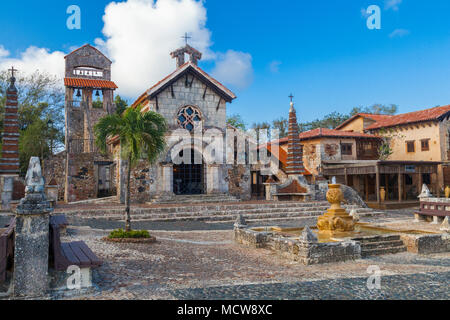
211, 50, 253, 89
0, 46, 65, 79
0, 0, 253, 98
0, 45, 10, 58
389, 28, 410, 38
269, 60, 281, 73
385, 0, 402, 11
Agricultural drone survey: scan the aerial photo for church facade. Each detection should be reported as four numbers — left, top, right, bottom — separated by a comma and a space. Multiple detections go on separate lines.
44, 44, 253, 203
111, 44, 252, 203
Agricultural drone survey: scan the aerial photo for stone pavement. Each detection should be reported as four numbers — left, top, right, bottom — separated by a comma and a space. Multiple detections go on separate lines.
53, 224, 449, 300
2, 208, 449, 300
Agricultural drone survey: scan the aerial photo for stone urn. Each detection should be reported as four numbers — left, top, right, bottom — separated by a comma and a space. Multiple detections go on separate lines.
445, 186, 450, 199
317, 184, 355, 235
380, 187, 386, 202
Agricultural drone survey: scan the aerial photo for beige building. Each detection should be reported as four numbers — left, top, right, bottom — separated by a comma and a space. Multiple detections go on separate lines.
336, 105, 450, 190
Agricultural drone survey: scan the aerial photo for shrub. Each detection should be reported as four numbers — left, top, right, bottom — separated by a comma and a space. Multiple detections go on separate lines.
108, 229, 151, 239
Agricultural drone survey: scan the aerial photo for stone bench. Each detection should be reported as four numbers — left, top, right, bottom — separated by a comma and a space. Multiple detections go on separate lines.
0, 217, 16, 283
414, 201, 450, 224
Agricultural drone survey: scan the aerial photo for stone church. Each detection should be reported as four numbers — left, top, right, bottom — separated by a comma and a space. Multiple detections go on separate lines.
111, 44, 252, 203
44, 44, 252, 203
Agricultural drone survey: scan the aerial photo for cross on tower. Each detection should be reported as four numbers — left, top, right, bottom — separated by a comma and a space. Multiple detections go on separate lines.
182, 32, 191, 45
289, 93, 294, 102
8, 66, 17, 78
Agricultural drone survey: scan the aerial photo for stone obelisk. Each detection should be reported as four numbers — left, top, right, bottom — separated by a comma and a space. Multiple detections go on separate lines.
0, 67, 20, 210
13, 157, 53, 297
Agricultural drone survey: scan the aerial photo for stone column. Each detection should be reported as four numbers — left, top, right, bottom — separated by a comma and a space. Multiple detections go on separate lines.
207, 164, 220, 194
161, 163, 174, 194
13, 157, 53, 297
1, 176, 14, 210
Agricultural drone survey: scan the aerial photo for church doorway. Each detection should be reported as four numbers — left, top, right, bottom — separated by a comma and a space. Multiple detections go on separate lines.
173, 149, 205, 195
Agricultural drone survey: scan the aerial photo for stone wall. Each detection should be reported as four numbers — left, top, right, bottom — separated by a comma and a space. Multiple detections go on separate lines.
401, 234, 450, 254
234, 227, 362, 265
43, 152, 66, 201
144, 76, 227, 130
65, 152, 114, 202
228, 165, 251, 200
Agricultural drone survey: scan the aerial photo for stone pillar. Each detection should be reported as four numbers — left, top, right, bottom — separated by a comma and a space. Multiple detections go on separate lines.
1, 176, 14, 210
161, 163, 174, 194
13, 157, 53, 297
207, 164, 220, 194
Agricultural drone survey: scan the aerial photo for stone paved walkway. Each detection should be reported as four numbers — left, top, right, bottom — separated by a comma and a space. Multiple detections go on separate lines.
54, 225, 449, 300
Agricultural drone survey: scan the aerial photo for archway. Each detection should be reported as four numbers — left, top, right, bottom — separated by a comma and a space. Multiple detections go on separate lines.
173, 148, 205, 195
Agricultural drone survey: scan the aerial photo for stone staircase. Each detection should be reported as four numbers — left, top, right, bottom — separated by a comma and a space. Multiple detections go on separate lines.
353, 234, 407, 257
65, 201, 375, 224
148, 193, 240, 204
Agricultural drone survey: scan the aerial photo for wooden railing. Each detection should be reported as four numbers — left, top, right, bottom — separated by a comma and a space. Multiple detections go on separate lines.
418, 201, 450, 217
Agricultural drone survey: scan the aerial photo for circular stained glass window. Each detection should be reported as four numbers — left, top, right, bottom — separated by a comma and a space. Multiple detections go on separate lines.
177, 106, 202, 131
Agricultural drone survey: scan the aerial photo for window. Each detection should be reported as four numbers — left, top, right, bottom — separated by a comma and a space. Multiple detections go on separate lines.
341, 143, 352, 155
421, 139, 430, 151
406, 141, 415, 153
177, 106, 202, 131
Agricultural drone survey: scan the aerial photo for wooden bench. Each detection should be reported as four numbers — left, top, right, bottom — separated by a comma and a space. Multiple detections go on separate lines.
0, 217, 16, 283
415, 201, 450, 223
49, 216, 102, 271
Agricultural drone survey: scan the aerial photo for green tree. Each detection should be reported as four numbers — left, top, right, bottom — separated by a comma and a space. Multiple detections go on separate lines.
298, 112, 349, 132
92, 98, 103, 109
94, 105, 168, 231
350, 104, 398, 116
0, 70, 65, 173
272, 117, 288, 138
114, 95, 128, 115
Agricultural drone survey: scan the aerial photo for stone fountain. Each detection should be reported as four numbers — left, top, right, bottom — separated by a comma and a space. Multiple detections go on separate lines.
317, 184, 355, 236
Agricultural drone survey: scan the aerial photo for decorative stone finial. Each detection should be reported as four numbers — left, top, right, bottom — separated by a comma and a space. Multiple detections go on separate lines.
15, 157, 53, 215
299, 226, 318, 243
418, 184, 433, 199
234, 214, 247, 228
349, 209, 360, 222
440, 216, 449, 232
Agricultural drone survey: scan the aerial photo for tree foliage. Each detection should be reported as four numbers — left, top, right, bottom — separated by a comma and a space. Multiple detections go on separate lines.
114, 95, 128, 115
227, 113, 246, 131
94, 105, 168, 231
0, 70, 65, 175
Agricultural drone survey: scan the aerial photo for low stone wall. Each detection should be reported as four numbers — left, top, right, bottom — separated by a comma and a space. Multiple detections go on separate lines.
401, 234, 450, 254
234, 227, 361, 265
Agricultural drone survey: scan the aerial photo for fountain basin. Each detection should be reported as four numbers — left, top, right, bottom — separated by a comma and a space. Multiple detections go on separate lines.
234, 223, 449, 265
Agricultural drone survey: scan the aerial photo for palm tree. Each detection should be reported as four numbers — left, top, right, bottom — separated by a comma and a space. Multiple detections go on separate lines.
94, 105, 168, 231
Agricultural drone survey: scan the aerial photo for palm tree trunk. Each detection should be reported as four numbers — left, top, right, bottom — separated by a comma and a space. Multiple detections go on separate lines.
125, 155, 132, 232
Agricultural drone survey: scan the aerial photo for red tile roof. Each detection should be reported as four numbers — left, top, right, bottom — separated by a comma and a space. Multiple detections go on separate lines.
335, 113, 394, 130
364, 105, 450, 130
264, 128, 380, 146
64, 78, 118, 89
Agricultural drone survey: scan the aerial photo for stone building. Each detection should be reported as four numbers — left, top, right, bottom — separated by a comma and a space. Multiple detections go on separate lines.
109, 44, 252, 203
333, 106, 450, 200
44, 44, 118, 202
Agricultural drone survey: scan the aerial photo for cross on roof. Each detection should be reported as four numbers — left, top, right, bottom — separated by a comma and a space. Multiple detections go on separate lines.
182, 32, 191, 45
289, 93, 294, 102
8, 66, 17, 78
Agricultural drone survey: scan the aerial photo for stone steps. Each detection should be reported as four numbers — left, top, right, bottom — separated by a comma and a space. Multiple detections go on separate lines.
64, 200, 375, 223
355, 235, 407, 257
149, 194, 240, 204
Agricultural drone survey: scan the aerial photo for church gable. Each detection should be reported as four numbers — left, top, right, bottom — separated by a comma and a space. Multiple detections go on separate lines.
144, 72, 227, 130
134, 44, 236, 131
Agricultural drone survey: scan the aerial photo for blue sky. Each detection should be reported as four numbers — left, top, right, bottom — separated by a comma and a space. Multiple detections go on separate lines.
1, 0, 450, 126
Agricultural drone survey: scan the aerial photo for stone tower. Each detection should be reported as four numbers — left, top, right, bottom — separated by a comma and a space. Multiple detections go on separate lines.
0, 68, 20, 210
285, 99, 305, 175
62, 44, 118, 202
